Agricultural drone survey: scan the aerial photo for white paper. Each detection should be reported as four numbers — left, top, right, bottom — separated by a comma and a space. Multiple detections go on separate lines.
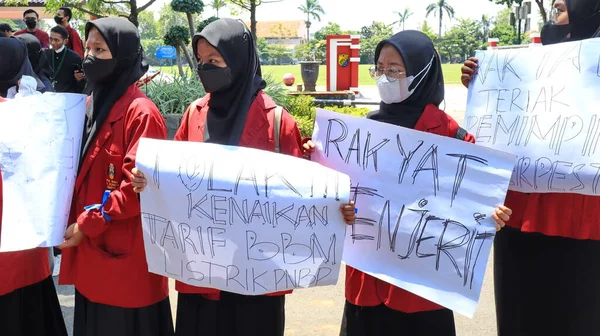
465, 38, 600, 195
0, 93, 86, 252
312, 109, 516, 317
136, 138, 351, 295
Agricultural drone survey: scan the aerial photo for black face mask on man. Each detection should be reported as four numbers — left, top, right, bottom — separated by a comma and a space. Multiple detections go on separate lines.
197, 63, 232, 93
54, 16, 65, 25
83, 55, 117, 84
541, 20, 571, 45
25, 18, 37, 29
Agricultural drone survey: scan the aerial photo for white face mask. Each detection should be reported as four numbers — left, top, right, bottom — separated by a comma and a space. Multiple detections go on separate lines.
376, 55, 434, 104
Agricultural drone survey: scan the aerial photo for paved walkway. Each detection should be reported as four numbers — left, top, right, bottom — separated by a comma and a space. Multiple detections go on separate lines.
55, 84, 499, 336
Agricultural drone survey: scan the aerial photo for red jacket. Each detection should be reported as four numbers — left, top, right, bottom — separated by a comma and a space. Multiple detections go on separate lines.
0, 97, 51, 296
15, 29, 50, 49
504, 191, 600, 239
65, 25, 84, 58
174, 90, 303, 299
58, 85, 169, 308
345, 104, 476, 313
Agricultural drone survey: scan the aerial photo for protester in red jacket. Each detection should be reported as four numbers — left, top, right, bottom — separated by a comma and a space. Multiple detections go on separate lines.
460, 1, 600, 335
14, 9, 49, 49
54, 7, 84, 58
56, 18, 173, 336
303, 30, 512, 336
129, 18, 356, 336
0, 40, 67, 336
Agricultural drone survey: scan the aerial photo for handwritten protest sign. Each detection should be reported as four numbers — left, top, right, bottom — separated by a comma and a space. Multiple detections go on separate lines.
465, 38, 600, 195
136, 138, 350, 295
311, 109, 515, 317
0, 93, 86, 252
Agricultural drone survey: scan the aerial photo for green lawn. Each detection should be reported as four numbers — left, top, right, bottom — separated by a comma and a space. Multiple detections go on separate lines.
157, 63, 463, 86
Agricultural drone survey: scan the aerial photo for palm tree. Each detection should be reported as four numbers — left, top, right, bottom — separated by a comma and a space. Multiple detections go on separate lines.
394, 8, 413, 31
298, 0, 325, 42
210, 0, 227, 17
426, 0, 455, 38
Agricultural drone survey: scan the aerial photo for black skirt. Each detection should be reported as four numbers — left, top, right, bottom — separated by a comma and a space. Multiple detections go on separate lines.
73, 290, 174, 336
339, 301, 456, 336
175, 292, 285, 336
0, 275, 68, 336
494, 226, 600, 336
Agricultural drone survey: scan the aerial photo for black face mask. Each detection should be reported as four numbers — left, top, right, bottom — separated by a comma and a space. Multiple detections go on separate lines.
25, 18, 37, 29
198, 63, 233, 93
54, 16, 64, 25
83, 55, 117, 84
541, 21, 571, 45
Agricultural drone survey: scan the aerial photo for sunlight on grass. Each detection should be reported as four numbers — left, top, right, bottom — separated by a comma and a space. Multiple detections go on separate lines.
156, 63, 463, 87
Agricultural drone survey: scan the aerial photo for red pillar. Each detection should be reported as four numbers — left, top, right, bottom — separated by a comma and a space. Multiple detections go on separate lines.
350, 35, 360, 94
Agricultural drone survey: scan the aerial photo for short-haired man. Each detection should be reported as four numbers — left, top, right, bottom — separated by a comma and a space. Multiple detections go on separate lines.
38, 26, 85, 93
14, 9, 50, 49
0, 24, 15, 38
54, 7, 83, 58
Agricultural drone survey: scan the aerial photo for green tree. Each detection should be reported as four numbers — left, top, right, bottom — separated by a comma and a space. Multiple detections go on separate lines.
157, 4, 188, 39
481, 14, 491, 42
419, 21, 438, 42
210, 0, 227, 16
164, 25, 195, 76
139, 11, 159, 40
489, 0, 548, 23
39, 0, 154, 27
297, 0, 325, 42
490, 23, 517, 45
256, 37, 270, 62
360, 21, 394, 64
265, 44, 290, 64
227, 0, 284, 40
437, 18, 482, 63
426, 0, 455, 38
171, 0, 204, 37
394, 8, 413, 31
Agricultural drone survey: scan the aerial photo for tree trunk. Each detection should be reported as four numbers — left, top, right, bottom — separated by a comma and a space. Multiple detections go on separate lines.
306, 13, 310, 42
438, 7, 443, 38
250, 0, 257, 40
535, 0, 548, 23
180, 41, 200, 80
186, 12, 196, 37
216, 8, 220, 17
176, 47, 185, 77
129, 0, 139, 26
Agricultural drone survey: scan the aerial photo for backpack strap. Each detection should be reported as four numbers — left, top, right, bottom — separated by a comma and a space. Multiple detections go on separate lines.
273, 106, 283, 153
454, 126, 467, 141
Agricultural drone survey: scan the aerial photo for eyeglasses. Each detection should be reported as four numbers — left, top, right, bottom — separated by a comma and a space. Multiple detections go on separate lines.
548, 7, 566, 23
369, 66, 406, 82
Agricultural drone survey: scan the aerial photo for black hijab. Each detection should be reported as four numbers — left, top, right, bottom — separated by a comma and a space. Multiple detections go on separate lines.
192, 18, 265, 145
80, 17, 148, 163
15, 34, 41, 70
367, 30, 444, 129
566, 0, 600, 39
0, 37, 44, 97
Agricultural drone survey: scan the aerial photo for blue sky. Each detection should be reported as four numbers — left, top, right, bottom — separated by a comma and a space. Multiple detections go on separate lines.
149, 0, 511, 33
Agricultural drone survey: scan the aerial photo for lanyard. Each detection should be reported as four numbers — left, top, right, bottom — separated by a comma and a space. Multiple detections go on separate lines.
51, 49, 67, 81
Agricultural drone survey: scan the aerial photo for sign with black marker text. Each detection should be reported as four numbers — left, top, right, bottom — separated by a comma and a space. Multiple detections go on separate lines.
0, 93, 85, 252
136, 138, 350, 295
466, 38, 600, 195
312, 109, 516, 317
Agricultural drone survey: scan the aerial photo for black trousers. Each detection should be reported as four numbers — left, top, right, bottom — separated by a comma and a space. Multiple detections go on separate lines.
0, 276, 68, 336
495, 226, 600, 336
73, 290, 174, 336
340, 301, 456, 336
175, 291, 285, 336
